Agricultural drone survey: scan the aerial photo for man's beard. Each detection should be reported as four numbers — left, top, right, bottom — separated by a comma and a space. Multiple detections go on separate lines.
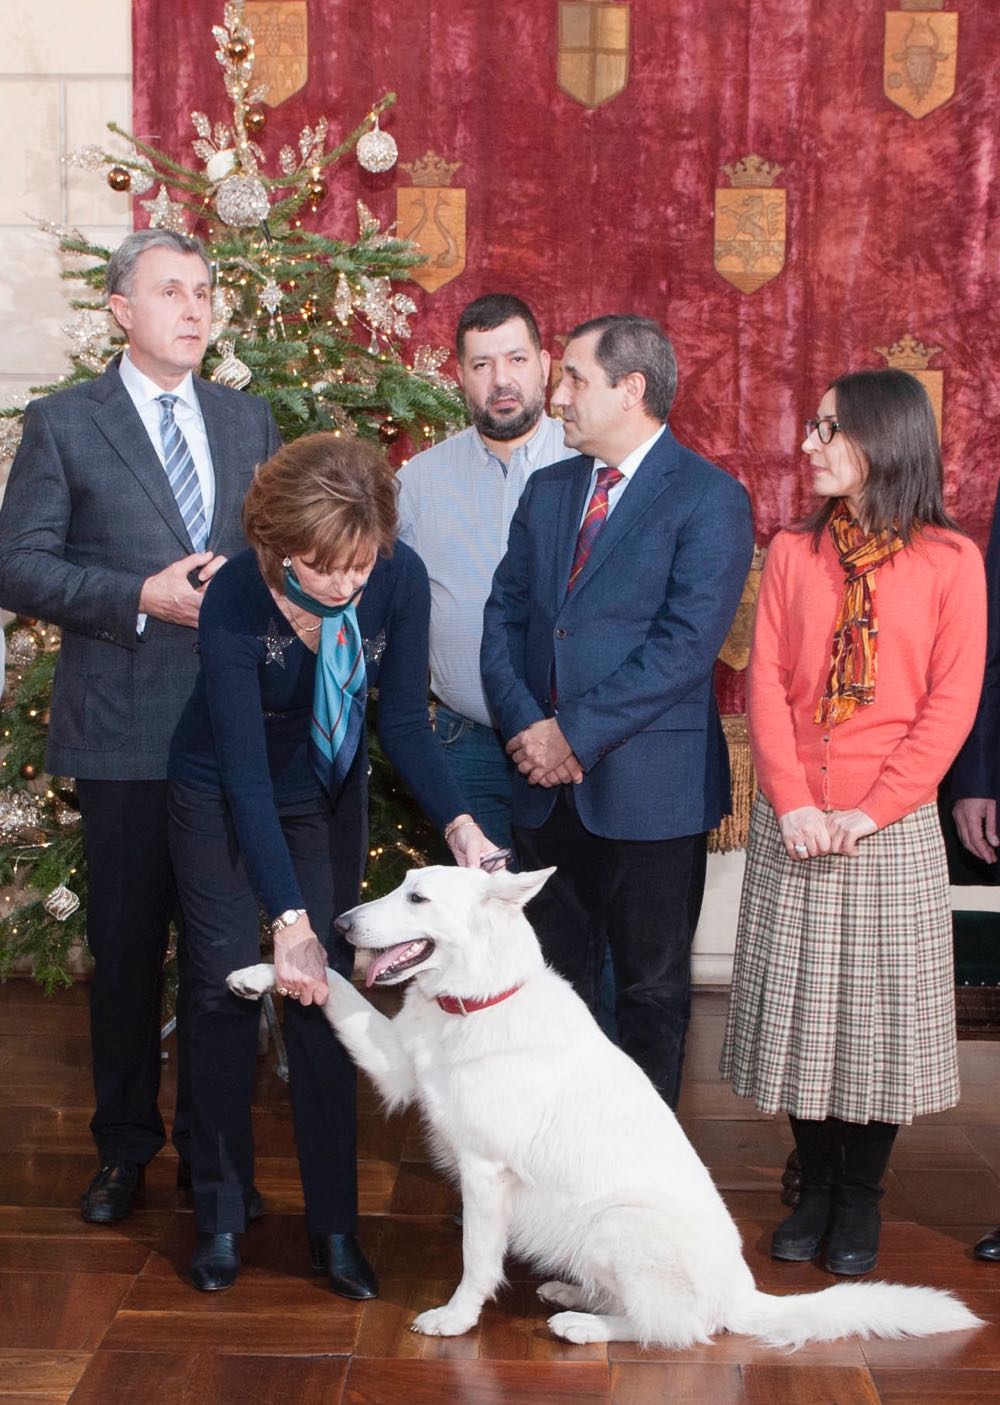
469, 386, 545, 442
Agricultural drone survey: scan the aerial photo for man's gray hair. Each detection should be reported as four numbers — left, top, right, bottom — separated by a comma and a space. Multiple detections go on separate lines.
106, 229, 211, 299
568, 314, 678, 421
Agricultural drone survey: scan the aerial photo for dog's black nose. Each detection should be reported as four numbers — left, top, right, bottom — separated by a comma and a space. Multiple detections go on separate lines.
334, 914, 351, 935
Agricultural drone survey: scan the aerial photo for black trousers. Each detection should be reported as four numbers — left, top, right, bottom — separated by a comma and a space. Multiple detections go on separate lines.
168, 777, 365, 1235
76, 778, 189, 1165
515, 787, 708, 1109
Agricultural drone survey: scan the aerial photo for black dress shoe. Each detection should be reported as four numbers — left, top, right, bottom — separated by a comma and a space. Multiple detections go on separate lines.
190, 1232, 241, 1291
81, 1161, 143, 1224
973, 1227, 1000, 1261
308, 1233, 379, 1299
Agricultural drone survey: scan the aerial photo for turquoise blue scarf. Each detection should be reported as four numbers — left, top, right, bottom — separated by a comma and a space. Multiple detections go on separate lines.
284, 567, 367, 795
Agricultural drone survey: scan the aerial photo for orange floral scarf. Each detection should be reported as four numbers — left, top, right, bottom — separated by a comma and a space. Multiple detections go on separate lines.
814, 502, 905, 727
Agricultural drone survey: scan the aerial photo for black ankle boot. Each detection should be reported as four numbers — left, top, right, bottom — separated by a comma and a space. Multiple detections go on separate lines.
771, 1187, 833, 1261
824, 1119, 898, 1276
308, 1233, 378, 1300
825, 1190, 881, 1275
772, 1115, 839, 1261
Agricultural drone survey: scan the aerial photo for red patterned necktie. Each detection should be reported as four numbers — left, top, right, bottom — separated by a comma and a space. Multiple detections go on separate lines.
567, 466, 623, 592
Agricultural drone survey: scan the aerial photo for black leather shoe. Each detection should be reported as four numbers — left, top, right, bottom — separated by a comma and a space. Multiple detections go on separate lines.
308, 1233, 379, 1299
973, 1227, 1000, 1261
190, 1232, 241, 1291
771, 1189, 832, 1261
81, 1161, 143, 1224
825, 1199, 880, 1275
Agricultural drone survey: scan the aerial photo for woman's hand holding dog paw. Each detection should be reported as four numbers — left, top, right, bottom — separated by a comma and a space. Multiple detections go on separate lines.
273, 917, 329, 1005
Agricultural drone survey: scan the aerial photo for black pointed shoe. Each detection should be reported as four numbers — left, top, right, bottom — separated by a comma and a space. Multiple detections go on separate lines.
973, 1227, 1000, 1262
81, 1161, 143, 1224
771, 1188, 833, 1261
308, 1233, 379, 1299
190, 1232, 241, 1291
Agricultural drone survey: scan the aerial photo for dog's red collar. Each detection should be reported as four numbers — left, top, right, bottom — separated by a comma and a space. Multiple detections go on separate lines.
436, 984, 524, 1016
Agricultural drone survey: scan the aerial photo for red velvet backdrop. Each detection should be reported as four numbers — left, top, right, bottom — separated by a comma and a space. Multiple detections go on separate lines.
134, 1, 1000, 705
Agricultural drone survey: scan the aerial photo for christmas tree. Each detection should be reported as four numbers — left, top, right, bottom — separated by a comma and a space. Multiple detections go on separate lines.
0, 0, 461, 988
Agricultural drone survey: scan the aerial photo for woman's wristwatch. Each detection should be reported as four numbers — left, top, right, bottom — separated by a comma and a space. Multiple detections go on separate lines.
270, 908, 307, 936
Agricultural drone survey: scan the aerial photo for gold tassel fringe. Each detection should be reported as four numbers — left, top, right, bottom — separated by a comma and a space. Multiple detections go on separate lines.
708, 713, 756, 854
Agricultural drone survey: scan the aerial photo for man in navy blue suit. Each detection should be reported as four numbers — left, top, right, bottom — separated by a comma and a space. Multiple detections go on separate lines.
481, 314, 753, 1107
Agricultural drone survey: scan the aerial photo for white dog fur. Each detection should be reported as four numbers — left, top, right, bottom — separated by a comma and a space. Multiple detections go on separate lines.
228, 865, 981, 1349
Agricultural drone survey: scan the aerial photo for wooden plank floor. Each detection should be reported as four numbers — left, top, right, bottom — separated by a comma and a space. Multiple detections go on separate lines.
2, 982, 999, 1404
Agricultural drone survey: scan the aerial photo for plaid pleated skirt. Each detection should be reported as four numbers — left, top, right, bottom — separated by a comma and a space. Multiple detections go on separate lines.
719, 795, 958, 1124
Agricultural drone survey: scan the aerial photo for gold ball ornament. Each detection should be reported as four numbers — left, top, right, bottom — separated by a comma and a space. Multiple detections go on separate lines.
245, 107, 266, 135
20, 763, 37, 780
305, 178, 328, 210
227, 36, 250, 61
107, 165, 132, 192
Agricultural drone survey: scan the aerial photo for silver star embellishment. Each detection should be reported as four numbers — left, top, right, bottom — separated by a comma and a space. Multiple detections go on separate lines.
141, 186, 187, 233
258, 619, 296, 667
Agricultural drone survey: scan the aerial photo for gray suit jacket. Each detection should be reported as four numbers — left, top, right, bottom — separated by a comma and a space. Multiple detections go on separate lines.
0, 357, 281, 780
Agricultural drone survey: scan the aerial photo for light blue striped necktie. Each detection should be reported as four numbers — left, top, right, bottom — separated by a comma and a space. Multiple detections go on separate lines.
156, 394, 208, 551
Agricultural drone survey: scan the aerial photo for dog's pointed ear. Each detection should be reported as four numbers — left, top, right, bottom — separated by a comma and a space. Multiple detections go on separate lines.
487, 866, 556, 907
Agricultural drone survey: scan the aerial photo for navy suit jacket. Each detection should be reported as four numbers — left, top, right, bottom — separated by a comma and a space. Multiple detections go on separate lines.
481, 425, 754, 839
0, 357, 281, 780
951, 476, 1000, 805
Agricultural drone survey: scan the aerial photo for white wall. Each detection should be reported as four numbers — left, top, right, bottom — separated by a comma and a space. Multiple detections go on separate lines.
0, 0, 132, 410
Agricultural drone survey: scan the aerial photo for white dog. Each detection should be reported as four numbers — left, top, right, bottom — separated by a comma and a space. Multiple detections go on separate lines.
228, 866, 981, 1350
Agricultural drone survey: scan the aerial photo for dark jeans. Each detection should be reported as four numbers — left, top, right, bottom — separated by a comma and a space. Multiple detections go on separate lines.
168, 778, 366, 1235
432, 703, 516, 852
515, 787, 707, 1109
77, 778, 189, 1166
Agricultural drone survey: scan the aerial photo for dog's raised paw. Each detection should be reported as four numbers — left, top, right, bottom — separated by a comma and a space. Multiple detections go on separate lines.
226, 964, 276, 1000
537, 1281, 589, 1310
548, 1310, 612, 1344
410, 1305, 478, 1337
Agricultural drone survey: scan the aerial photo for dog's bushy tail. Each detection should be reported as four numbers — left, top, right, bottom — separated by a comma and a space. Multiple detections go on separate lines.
725, 1283, 981, 1349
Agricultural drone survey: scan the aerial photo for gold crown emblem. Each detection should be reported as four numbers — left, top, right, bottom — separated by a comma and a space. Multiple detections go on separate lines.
875, 334, 942, 371
401, 150, 462, 187
722, 154, 783, 188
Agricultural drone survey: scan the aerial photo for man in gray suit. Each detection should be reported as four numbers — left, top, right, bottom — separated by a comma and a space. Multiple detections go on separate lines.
0, 229, 280, 1223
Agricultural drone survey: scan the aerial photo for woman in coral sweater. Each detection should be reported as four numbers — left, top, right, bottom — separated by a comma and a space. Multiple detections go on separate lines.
721, 368, 986, 1276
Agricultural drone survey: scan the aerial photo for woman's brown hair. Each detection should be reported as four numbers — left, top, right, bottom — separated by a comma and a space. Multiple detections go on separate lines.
798, 368, 959, 547
243, 433, 398, 592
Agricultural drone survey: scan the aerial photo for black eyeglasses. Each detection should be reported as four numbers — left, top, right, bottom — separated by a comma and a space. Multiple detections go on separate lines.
804, 416, 840, 445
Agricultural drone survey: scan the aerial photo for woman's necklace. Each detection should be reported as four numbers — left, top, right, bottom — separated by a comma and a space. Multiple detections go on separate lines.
282, 599, 322, 634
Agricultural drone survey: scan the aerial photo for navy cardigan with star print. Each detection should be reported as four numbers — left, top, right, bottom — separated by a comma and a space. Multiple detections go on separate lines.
168, 545, 466, 918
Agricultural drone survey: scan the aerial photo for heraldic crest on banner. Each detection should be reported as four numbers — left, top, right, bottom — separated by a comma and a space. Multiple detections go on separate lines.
557, 0, 630, 108
244, 1, 308, 106
884, 1, 958, 119
876, 334, 944, 440
396, 152, 466, 294
714, 155, 786, 294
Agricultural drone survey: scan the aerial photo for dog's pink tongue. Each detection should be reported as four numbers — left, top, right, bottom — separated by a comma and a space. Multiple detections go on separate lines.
364, 942, 414, 988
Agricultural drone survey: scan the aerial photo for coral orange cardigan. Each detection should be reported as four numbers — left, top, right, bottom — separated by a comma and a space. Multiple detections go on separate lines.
748, 526, 987, 829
